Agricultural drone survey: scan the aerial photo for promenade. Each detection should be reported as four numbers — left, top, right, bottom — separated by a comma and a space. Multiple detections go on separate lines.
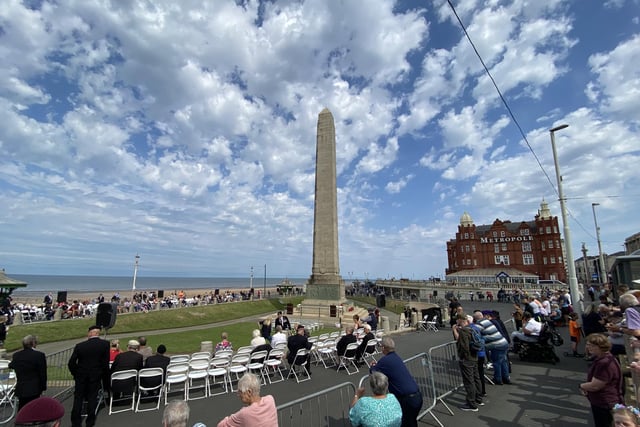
44, 301, 594, 426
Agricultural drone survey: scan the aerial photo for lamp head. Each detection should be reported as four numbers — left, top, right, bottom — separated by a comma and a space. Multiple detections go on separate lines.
550, 124, 569, 132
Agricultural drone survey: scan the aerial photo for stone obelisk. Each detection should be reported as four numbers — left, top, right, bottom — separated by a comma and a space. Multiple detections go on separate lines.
305, 108, 345, 303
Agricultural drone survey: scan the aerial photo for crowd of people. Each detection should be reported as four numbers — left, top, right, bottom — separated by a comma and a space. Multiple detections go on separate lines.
449, 283, 640, 427
11, 284, 640, 427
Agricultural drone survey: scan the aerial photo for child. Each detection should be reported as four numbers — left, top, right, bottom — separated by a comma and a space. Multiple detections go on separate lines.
612, 404, 640, 426
568, 312, 583, 357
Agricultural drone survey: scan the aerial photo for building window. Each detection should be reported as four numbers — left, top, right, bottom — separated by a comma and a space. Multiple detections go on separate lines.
470, 233, 474, 239
494, 244, 500, 253
541, 228, 545, 234
494, 255, 510, 265
464, 232, 469, 239
541, 241, 545, 250
523, 254, 534, 265
546, 226, 551, 234
500, 231, 506, 237
473, 259, 477, 266
551, 256, 556, 264
543, 257, 548, 265
471, 244, 476, 252
556, 240, 560, 249
465, 245, 470, 253
559, 256, 563, 264
548, 240, 554, 249
501, 243, 507, 251
522, 241, 532, 252
553, 226, 558, 233
520, 228, 530, 236
467, 259, 471, 266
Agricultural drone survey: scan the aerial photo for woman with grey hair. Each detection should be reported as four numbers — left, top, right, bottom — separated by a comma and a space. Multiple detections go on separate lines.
349, 371, 402, 427
162, 400, 190, 427
217, 373, 277, 427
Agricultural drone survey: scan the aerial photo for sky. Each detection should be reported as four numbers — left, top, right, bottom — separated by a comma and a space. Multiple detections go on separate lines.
1, 0, 639, 280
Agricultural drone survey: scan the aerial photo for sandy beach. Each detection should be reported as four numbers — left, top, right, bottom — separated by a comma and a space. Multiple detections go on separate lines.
10, 287, 285, 306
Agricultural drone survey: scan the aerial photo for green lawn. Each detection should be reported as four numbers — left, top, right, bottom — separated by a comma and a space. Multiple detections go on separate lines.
6, 297, 305, 352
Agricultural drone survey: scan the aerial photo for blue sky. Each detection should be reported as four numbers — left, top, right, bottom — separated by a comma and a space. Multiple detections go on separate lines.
1, 0, 639, 280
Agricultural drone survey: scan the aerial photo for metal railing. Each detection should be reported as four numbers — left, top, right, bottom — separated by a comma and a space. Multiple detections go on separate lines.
426, 342, 461, 426
276, 382, 356, 427
44, 347, 75, 399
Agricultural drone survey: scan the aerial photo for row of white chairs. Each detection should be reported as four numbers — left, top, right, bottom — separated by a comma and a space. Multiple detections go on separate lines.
108, 329, 386, 414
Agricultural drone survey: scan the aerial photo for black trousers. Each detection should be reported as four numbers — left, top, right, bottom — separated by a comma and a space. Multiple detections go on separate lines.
17, 394, 39, 410
396, 390, 423, 427
71, 376, 102, 427
591, 404, 614, 427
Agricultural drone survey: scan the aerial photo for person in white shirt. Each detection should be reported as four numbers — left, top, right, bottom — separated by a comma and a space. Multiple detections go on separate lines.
511, 312, 542, 346
250, 329, 267, 348
541, 295, 551, 317
270, 326, 288, 348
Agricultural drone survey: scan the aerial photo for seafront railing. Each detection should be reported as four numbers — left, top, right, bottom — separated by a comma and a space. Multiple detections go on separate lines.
276, 382, 355, 427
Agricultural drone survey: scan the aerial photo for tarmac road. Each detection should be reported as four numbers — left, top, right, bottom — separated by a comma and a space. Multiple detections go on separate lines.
50, 300, 595, 427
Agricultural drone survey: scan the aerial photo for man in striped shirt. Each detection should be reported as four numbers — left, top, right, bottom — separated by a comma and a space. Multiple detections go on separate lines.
473, 311, 512, 385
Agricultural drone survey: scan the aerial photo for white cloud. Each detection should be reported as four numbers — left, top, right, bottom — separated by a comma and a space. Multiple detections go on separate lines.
0, 0, 638, 281
587, 34, 640, 122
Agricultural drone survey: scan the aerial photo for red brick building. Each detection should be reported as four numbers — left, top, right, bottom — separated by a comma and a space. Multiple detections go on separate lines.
446, 200, 566, 282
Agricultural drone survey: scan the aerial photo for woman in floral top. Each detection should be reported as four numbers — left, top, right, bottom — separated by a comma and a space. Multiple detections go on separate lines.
349, 371, 402, 427
214, 332, 233, 353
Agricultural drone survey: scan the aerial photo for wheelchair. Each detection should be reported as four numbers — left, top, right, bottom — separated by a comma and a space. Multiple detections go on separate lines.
513, 323, 560, 364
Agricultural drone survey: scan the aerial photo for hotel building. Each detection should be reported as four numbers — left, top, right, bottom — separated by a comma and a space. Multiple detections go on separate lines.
446, 200, 566, 284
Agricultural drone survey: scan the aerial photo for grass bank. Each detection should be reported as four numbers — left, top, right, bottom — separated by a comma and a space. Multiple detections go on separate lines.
6, 297, 304, 351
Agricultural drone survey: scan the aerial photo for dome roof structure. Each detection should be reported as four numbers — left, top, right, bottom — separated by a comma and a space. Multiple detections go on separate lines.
460, 211, 474, 226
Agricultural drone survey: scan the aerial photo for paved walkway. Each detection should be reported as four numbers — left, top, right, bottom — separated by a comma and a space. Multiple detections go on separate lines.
34, 301, 594, 426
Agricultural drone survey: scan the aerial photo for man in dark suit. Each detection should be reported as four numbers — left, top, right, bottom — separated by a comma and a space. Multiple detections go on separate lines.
287, 324, 312, 374
275, 311, 291, 331
336, 326, 357, 357
68, 325, 110, 427
9, 335, 47, 409
144, 344, 170, 373
111, 340, 144, 373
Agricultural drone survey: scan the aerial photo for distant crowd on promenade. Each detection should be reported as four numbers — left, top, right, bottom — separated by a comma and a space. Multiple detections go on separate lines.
3, 285, 304, 325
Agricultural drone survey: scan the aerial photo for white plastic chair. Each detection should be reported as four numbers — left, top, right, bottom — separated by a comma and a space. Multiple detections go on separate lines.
263, 349, 285, 384
425, 316, 439, 332
318, 340, 337, 369
286, 349, 311, 383
336, 343, 359, 375
246, 351, 268, 385
109, 369, 138, 414
169, 354, 190, 363
164, 362, 189, 404
207, 359, 229, 396
187, 359, 209, 400
227, 354, 249, 391
135, 368, 163, 412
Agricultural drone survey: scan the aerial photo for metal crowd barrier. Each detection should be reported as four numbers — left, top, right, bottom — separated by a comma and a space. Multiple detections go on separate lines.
426, 341, 462, 426
355, 346, 459, 427
44, 347, 75, 399
276, 382, 356, 427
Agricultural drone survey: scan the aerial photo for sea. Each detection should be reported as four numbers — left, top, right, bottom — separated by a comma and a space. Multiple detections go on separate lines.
9, 274, 305, 298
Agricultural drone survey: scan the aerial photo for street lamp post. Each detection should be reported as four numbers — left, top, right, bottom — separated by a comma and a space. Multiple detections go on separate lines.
592, 203, 608, 288
549, 124, 582, 318
131, 254, 140, 312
